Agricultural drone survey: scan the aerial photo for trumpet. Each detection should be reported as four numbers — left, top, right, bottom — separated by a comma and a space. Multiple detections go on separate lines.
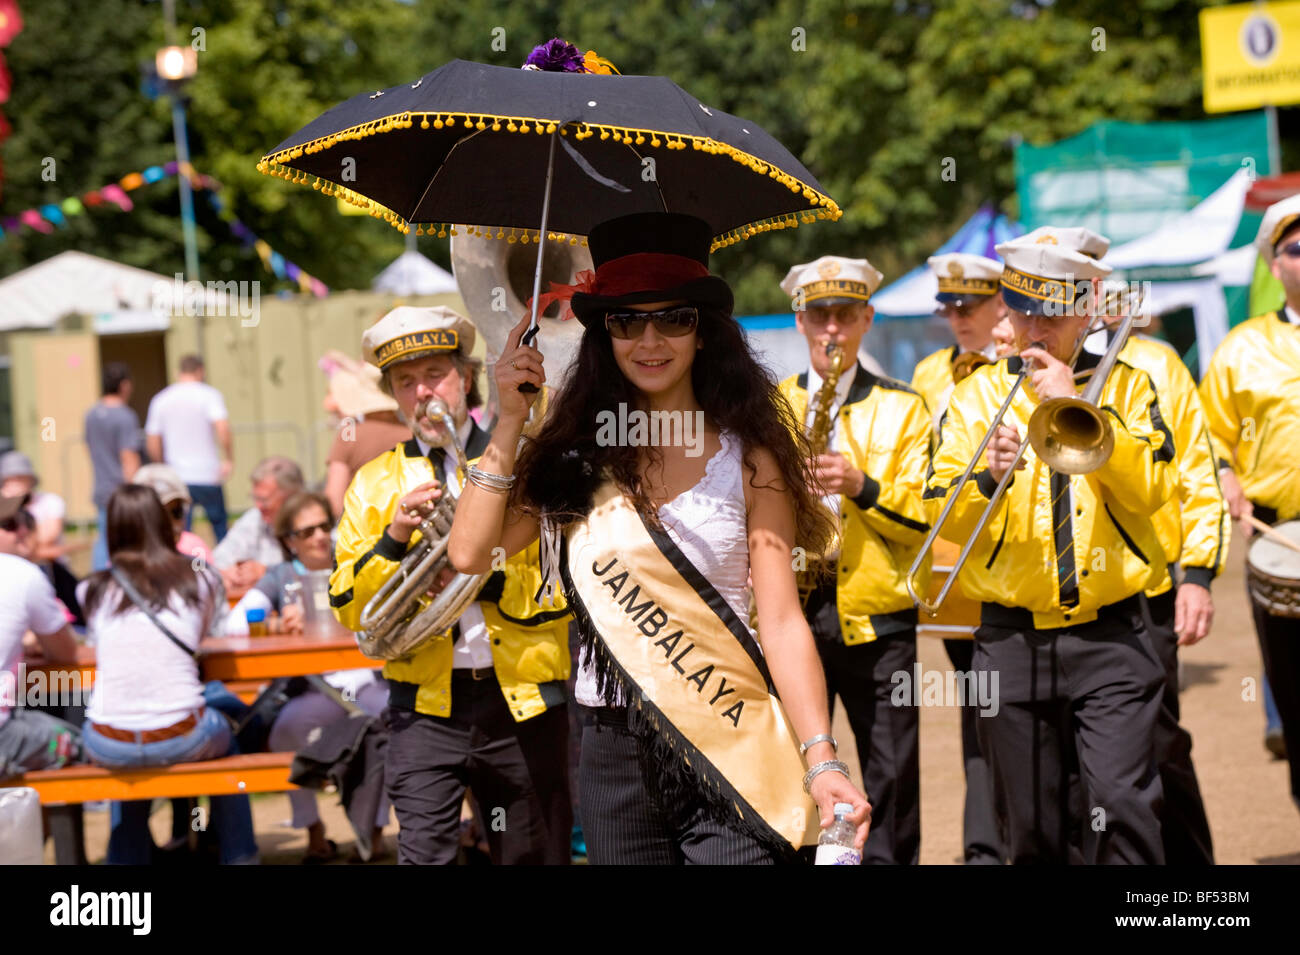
906, 312, 1138, 616
356, 398, 489, 660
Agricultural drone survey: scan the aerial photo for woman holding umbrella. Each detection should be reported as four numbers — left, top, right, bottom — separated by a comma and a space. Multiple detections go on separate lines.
449, 211, 869, 864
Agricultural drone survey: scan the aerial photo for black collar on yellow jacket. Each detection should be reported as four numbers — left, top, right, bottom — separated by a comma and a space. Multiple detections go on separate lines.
399, 419, 491, 470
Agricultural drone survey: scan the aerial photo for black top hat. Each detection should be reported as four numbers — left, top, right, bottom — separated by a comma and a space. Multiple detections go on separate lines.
569, 212, 734, 326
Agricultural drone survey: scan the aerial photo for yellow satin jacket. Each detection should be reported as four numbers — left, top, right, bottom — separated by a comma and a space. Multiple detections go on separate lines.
1116, 336, 1228, 594
1199, 310, 1300, 523
779, 364, 933, 644
910, 345, 960, 426
926, 354, 1177, 628
329, 428, 571, 721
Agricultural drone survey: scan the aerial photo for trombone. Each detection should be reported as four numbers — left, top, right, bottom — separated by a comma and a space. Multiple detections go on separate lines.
906, 310, 1138, 616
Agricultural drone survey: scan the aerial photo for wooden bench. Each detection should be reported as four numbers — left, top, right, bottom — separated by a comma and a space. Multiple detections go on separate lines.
6, 752, 299, 805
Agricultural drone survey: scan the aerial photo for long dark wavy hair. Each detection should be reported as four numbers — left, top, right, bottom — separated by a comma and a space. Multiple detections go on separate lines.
84, 484, 209, 620
514, 304, 835, 556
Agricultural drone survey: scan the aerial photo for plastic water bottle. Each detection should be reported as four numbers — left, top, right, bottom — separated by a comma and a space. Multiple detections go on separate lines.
815, 803, 861, 866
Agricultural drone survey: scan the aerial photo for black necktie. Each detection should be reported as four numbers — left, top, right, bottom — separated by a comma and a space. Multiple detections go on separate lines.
427, 447, 446, 485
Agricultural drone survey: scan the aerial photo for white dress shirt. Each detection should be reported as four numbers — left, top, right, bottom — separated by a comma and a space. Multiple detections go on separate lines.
415, 418, 493, 670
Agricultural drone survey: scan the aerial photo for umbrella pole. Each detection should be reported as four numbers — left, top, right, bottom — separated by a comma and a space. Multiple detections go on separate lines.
522, 128, 561, 349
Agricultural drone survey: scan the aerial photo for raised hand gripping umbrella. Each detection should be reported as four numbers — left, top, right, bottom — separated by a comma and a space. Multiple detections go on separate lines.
259, 40, 841, 363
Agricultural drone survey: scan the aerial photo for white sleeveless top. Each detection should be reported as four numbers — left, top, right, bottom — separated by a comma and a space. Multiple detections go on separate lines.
573, 429, 754, 707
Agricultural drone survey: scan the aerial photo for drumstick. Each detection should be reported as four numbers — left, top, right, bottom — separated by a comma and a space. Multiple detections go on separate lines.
1241, 514, 1300, 555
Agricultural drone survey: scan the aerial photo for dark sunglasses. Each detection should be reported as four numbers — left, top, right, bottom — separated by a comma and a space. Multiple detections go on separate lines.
286, 520, 332, 542
0, 517, 19, 534
604, 306, 699, 340
166, 502, 187, 521
1279, 241, 1300, 258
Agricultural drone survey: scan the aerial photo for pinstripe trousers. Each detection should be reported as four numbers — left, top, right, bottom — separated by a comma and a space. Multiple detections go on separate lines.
578, 706, 779, 865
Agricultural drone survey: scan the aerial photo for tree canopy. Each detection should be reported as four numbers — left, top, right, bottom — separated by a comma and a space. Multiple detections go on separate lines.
0, 0, 1230, 312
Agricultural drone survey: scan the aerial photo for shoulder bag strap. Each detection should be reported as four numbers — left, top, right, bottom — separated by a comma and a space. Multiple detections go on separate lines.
107, 565, 201, 661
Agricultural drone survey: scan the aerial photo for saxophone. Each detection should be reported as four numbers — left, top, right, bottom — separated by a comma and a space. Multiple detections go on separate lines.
808, 342, 845, 457
798, 341, 845, 601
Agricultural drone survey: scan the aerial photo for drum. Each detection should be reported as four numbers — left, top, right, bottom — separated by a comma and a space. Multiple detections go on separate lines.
917, 536, 981, 637
1246, 520, 1300, 619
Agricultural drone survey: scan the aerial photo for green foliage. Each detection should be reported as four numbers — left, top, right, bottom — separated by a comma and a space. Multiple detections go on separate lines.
0, 0, 1223, 312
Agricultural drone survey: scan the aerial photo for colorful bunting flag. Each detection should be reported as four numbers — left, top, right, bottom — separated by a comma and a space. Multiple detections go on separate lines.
0, 160, 330, 297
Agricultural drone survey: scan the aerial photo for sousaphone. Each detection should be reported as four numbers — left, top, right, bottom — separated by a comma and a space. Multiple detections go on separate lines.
451, 229, 591, 429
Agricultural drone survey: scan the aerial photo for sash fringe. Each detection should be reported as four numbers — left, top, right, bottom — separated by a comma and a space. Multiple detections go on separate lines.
561, 562, 801, 863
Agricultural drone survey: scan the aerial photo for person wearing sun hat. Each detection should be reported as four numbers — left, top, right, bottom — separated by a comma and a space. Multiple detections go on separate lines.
1201, 192, 1300, 816
320, 349, 411, 519
775, 254, 930, 865
450, 211, 871, 865
926, 231, 1178, 864
330, 304, 573, 866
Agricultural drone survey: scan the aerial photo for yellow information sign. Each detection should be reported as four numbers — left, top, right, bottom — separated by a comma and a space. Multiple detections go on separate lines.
1201, 1, 1300, 112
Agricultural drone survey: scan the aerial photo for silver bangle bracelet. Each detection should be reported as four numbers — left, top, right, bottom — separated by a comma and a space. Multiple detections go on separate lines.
466, 465, 516, 494
802, 759, 850, 794
799, 733, 838, 757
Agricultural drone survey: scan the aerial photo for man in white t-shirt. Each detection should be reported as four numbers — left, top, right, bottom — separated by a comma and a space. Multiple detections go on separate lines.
145, 354, 234, 542
0, 493, 82, 779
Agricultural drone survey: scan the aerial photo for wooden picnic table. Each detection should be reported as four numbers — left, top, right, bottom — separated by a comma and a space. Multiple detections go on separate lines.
23, 625, 380, 689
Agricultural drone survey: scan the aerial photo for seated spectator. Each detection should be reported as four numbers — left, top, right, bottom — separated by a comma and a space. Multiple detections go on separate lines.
79, 484, 258, 865
132, 464, 214, 566
9, 509, 82, 628
0, 493, 81, 780
0, 451, 75, 566
228, 491, 389, 862
211, 456, 303, 601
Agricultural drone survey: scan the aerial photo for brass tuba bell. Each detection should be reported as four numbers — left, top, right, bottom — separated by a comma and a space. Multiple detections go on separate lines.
451, 228, 592, 426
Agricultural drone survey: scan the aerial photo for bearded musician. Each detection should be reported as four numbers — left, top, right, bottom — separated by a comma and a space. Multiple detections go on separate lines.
329, 306, 572, 865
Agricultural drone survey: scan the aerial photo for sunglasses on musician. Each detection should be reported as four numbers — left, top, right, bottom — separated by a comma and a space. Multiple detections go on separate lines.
1278, 240, 1300, 258
604, 306, 699, 340
166, 502, 188, 522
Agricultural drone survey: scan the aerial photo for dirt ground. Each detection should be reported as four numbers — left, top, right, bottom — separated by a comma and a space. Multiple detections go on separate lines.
53, 525, 1299, 864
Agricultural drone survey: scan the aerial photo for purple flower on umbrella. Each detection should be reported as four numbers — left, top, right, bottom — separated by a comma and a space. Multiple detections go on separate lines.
522, 38, 587, 73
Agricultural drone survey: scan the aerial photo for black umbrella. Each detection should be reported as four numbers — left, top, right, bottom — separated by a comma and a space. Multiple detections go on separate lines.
262, 50, 839, 366
259, 57, 839, 248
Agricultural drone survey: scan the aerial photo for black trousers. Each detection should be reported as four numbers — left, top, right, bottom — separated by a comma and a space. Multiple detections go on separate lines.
807, 588, 920, 865
973, 601, 1166, 864
383, 671, 572, 865
1141, 590, 1214, 864
943, 638, 1006, 864
577, 706, 777, 865
1251, 585, 1300, 810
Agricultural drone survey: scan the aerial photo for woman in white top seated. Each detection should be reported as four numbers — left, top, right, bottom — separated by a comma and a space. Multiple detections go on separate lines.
450, 212, 871, 864
228, 490, 389, 862
80, 484, 258, 865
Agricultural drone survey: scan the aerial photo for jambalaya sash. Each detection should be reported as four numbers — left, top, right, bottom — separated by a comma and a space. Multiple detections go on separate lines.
560, 482, 818, 854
